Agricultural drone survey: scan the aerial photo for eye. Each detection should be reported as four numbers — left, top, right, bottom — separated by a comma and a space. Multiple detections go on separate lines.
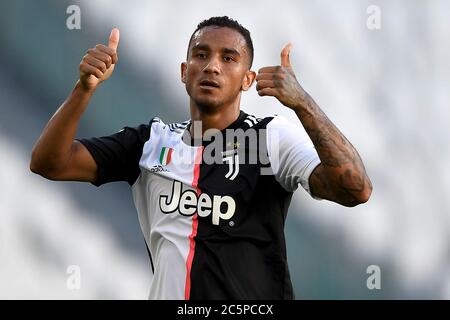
223, 56, 234, 62
196, 52, 206, 59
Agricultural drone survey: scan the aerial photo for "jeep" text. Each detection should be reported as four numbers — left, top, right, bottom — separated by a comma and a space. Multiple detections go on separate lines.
159, 181, 236, 225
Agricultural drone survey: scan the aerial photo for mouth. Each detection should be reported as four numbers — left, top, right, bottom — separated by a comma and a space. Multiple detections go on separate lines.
199, 79, 220, 89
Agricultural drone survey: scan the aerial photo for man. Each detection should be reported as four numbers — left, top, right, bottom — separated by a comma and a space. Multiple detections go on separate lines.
30, 16, 372, 299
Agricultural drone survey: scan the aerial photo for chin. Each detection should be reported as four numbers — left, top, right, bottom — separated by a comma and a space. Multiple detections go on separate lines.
193, 97, 223, 113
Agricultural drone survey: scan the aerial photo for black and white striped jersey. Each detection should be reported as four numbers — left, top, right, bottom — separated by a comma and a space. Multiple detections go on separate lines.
77, 110, 321, 300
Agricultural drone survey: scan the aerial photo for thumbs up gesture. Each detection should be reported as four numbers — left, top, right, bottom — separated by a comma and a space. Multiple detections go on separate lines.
256, 43, 305, 110
79, 28, 120, 90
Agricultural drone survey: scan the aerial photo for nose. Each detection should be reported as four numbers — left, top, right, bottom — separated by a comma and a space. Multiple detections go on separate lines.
203, 55, 221, 75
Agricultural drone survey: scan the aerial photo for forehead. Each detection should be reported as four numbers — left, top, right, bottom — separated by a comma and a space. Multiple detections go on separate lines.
190, 26, 247, 53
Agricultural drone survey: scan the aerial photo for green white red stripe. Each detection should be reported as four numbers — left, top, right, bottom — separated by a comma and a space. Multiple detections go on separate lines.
159, 147, 173, 165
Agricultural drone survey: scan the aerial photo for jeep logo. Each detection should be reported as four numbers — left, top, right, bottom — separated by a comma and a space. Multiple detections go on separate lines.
159, 181, 236, 225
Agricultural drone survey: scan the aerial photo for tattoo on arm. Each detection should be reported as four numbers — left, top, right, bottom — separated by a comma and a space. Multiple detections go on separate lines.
293, 92, 372, 206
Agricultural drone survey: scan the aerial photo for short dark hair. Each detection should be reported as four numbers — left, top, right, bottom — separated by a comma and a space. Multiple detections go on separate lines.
187, 16, 254, 67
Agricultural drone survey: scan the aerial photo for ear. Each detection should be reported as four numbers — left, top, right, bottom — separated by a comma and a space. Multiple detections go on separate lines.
241, 70, 256, 91
181, 62, 187, 84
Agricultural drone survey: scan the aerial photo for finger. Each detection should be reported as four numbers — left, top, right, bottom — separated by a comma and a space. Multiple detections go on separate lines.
88, 49, 113, 69
95, 44, 118, 64
108, 28, 120, 50
257, 87, 277, 97
281, 43, 292, 68
258, 66, 280, 74
80, 63, 104, 79
255, 80, 275, 91
256, 73, 280, 81
256, 73, 274, 81
85, 55, 107, 73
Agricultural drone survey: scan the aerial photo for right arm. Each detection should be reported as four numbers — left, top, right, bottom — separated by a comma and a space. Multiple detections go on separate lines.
30, 28, 120, 182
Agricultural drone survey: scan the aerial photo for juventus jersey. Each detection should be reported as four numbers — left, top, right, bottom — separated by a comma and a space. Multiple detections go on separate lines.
77, 110, 321, 300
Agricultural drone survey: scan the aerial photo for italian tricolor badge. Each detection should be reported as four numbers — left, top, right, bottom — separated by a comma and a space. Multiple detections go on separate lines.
159, 147, 173, 165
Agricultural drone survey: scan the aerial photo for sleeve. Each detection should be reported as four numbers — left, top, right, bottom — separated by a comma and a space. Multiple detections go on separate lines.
76, 123, 151, 187
266, 115, 322, 199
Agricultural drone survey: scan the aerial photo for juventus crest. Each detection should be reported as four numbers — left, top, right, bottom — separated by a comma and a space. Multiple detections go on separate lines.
222, 148, 239, 181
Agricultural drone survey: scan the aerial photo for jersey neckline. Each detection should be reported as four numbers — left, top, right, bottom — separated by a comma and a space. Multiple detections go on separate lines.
180, 110, 248, 147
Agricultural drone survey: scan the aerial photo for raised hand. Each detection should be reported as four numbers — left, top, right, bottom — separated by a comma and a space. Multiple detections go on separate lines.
256, 43, 306, 110
79, 28, 120, 90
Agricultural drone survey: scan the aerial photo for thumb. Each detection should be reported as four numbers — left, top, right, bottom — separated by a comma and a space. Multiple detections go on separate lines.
108, 28, 120, 50
280, 43, 292, 68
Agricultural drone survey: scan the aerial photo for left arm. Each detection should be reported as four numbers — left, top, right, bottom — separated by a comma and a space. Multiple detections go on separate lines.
256, 44, 372, 207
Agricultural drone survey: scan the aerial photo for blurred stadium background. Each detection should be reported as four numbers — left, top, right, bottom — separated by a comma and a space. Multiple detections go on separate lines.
0, 0, 449, 299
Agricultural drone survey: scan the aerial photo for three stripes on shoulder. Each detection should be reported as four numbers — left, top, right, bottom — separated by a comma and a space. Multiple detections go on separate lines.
244, 114, 262, 128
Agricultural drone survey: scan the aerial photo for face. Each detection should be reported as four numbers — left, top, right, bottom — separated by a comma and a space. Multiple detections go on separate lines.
181, 26, 256, 112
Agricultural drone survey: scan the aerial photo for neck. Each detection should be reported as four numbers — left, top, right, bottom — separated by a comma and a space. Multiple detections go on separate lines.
189, 96, 241, 139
